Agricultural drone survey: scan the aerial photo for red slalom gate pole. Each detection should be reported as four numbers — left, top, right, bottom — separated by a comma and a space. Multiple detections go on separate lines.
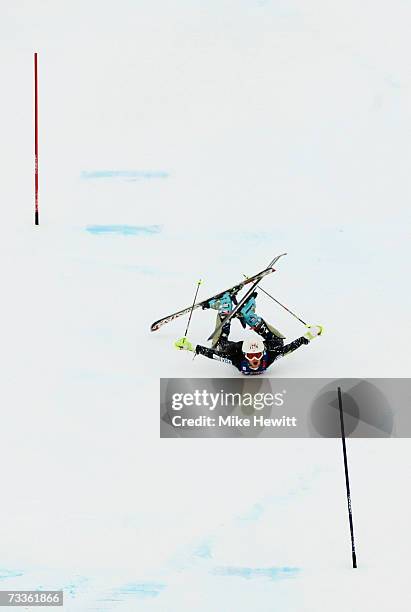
34, 52, 39, 225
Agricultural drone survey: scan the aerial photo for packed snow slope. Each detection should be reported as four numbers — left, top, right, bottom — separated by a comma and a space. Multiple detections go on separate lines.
2, 0, 411, 610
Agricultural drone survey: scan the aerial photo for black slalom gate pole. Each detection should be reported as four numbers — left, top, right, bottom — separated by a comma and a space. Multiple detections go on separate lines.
338, 386, 358, 569
34, 52, 39, 225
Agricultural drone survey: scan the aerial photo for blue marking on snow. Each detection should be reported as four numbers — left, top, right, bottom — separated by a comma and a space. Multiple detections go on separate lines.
212, 566, 300, 580
193, 541, 213, 559
62, 576, 89, 599
85, 224, 162, 236
103, 582, 166, 601
81, 170, 169, 180
236, 503, 264, 522
0, 568, 24, 580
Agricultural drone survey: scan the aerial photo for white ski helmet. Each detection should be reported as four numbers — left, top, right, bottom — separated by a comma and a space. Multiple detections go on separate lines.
242, 337, 264, 357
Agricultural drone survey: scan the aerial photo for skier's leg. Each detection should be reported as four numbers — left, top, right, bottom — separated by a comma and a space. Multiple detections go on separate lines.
254, 319, 285, 350
212, 315, 232, 348
239, 293, 285, 348
204, 292, 235, 348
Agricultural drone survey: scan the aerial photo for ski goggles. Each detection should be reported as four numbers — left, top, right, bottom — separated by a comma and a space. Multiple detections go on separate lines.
246, 352, 263, 360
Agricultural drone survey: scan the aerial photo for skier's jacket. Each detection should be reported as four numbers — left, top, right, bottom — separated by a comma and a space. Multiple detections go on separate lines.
195, 336, 309, 375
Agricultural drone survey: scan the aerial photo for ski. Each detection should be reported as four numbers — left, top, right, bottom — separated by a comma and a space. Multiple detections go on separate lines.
206, 253, 287, 341
150, 265, 278, 332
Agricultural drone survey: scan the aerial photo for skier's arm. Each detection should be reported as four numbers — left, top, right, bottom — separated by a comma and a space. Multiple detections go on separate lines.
174, 337, 241, 367
266, 325, 323, 365
265, 336, 308, 365
194, 344, 237, 365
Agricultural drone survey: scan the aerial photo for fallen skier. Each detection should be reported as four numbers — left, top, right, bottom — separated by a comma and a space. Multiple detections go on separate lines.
175, 291, 323, 375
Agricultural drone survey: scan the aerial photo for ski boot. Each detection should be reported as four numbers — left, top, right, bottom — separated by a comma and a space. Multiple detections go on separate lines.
239, 292, 262, 328
203, 291, 235, 316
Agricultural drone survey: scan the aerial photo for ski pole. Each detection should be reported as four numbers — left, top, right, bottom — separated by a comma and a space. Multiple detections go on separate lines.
184, 279, 203, 337
243, 275, 307, 326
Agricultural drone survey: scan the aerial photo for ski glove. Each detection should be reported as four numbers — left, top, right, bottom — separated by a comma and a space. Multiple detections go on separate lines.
174, 337, 195, 352
304, 325, 323, 340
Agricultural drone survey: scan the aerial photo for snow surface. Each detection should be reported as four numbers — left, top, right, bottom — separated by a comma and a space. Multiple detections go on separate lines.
2, 1, 411, 610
